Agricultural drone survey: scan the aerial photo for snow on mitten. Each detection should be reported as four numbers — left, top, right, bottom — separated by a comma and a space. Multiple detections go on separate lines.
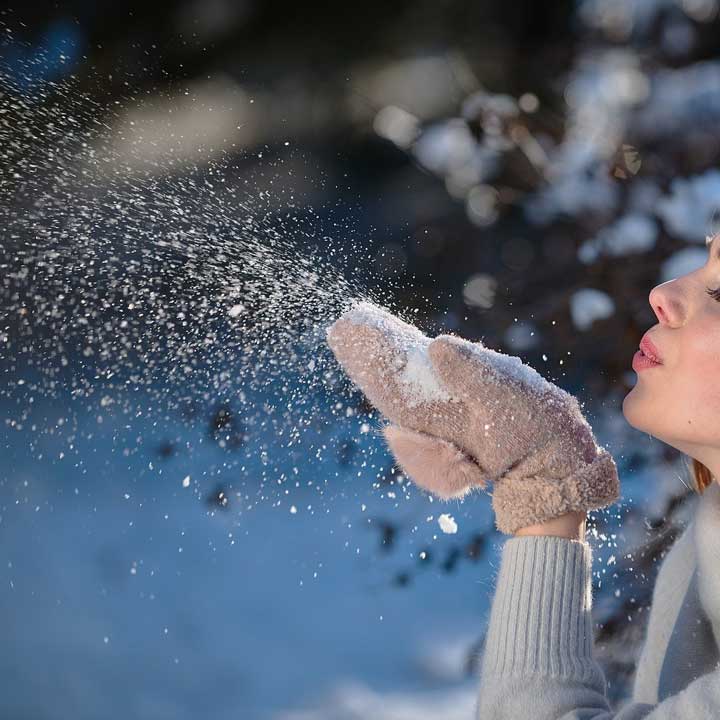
326, 301, 470, 442
326, 302, 620, 535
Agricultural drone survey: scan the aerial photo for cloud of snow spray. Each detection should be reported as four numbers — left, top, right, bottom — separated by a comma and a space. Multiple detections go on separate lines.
0, 35, 430, 516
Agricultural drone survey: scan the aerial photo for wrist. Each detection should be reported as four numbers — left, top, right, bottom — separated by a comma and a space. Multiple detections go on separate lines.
513, 510, 587, 540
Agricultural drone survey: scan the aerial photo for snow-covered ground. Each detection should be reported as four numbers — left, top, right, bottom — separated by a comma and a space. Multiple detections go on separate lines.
0, 370, 501, 719
0, 360, 693, 719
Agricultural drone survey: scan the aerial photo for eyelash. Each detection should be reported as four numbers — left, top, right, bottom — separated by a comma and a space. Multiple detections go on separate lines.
706, 286, 720, 302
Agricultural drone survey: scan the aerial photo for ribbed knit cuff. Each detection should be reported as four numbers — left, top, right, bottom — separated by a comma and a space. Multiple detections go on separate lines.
480, 535, 604, 685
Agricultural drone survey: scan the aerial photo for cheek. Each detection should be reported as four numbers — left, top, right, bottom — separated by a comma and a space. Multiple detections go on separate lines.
685, 318, 720, 383
679, 339, 720, 427
649, 331, 720, 441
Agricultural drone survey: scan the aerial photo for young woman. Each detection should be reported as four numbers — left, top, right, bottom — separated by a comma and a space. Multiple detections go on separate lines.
326, 234, 720, 718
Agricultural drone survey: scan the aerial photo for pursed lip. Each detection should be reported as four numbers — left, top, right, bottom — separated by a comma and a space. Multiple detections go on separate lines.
640, 335, 663, 364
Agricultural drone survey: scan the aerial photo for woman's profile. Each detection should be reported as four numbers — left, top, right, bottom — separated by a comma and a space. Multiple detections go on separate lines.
325, 231, 720, 718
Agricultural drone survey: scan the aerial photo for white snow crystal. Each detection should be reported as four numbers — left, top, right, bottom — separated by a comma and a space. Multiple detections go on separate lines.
373, 105, 419, 149
412, 119, 478, 176
182, 475, 190, 488
655, 169, 720, 242
569, 288, 616, 331
578, 213, 657, 264
340, 301, 555, 401
578, 0, 674, 36
398, 342, 451, 406
438, 513, 458, 534
458, 340, 553, 395
228, 304, 245, 318
524, 168, 619, 225
340, 302, 452, 406
633, 61, 720, 141
659, 247, 707, 282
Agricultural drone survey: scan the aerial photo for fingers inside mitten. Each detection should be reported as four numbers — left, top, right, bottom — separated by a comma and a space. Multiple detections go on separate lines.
383, 424, 488, 499
428, 334, 552, 402
326, 315, 406, 382
326, 302, 454, 419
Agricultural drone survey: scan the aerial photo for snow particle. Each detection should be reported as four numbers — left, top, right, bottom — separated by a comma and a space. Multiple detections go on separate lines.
438, 513, 458, 534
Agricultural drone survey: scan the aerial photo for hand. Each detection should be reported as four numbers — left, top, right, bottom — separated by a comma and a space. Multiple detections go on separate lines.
327, 302, 620, 535
514, 510, 587, 540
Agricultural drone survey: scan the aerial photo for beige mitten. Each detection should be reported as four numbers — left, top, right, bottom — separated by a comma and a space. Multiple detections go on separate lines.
326, 301, 619, 535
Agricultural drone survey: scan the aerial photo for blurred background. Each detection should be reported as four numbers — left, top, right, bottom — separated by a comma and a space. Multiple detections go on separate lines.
2, 0, 720, 718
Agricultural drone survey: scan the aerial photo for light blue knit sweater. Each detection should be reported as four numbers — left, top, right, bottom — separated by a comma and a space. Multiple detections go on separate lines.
476, 481, 720, 718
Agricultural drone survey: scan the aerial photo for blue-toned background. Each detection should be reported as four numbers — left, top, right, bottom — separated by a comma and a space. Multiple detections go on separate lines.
2, 1, 719, 717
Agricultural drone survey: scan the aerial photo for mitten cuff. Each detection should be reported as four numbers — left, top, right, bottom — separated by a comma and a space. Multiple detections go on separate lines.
491, 447, 620, 535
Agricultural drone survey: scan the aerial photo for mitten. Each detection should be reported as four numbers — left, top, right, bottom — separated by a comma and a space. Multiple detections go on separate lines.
326, 301, 620, 535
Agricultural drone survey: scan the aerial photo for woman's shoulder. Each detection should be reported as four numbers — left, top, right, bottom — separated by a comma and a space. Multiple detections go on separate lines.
652, 516, 696, 598
650, 482, 717, 584
692, 481, 720, 623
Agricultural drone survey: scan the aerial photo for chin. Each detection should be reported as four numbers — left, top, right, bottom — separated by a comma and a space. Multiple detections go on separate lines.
622, 394, 675, 446
621, 390, 646, 432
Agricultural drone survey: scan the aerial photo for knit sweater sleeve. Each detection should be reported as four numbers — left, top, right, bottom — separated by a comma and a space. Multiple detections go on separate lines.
475, 535, 720, 720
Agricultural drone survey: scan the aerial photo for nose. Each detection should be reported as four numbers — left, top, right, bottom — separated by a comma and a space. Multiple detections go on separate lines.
649, 281, 684, 326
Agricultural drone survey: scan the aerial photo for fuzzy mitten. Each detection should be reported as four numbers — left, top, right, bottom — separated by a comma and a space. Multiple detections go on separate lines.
326, 301, 620, 535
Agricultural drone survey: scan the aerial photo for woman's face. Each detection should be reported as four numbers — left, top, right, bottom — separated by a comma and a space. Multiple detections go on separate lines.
623, 234, 720, 468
